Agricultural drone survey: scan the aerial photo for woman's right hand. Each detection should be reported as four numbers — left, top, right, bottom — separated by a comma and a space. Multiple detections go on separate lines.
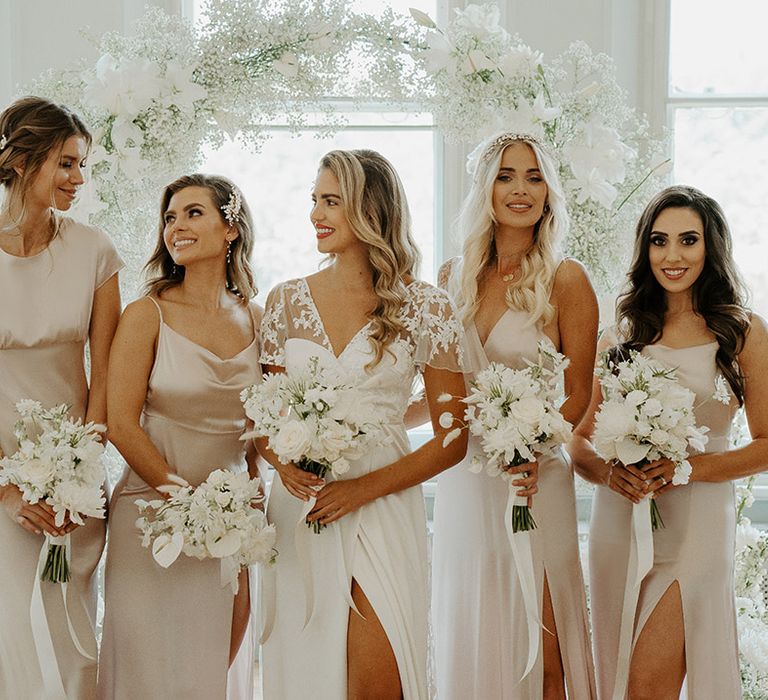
606, 461, 648, 504
0, 484, 69, 536
275, 463, 324, 502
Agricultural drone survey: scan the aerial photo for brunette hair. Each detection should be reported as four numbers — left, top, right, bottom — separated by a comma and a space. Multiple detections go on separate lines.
318, 149, 421, 367
0, 96, 91, 232
143, 173, 257, 301
615, 185, 750, 404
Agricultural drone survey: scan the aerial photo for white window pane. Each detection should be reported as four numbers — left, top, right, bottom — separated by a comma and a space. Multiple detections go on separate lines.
669, 0, 768, 95
200, 127, 436, 301
671, 107, 768, 317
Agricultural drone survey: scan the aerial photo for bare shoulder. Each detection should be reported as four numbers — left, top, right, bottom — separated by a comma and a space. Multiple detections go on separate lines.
118, 297, 161, 340
741, 312, 768, 368
553, 258, 592, 291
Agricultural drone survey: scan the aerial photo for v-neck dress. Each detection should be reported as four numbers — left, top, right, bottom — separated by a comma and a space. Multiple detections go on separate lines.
431, 260, 596, 699
98, 297, 261, 700
258, 277, 465, 700
0, 218, 123, 699
589, 338, 741, 699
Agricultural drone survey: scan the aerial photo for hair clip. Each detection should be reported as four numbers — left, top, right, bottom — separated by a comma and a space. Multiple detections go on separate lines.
221, 188, 242, 226
0, 134, 7, 151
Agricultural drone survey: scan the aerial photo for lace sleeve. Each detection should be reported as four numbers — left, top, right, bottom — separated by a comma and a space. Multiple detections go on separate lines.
408, 282, 465, 372
259, 284, 288, 367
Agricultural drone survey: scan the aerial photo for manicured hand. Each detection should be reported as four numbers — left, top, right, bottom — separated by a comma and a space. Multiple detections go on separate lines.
0, 484, 67, 536
641, 458, 676, 495
607, 462, 648, 504
505, 459, 539, 506
306, 479, 371, 525
275, 462, 324, 501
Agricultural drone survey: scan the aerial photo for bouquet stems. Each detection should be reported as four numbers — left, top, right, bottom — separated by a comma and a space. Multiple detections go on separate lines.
649, 498, 665, 531
41, 541, 70, 583
509, 452, 537, 533
299, 459, 330, 534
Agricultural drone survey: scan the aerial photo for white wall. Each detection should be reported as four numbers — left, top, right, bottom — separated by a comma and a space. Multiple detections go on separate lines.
0, 0, 182, 106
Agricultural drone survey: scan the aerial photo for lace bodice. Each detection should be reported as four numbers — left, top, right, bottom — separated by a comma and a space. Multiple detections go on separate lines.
260, 278, 464, 370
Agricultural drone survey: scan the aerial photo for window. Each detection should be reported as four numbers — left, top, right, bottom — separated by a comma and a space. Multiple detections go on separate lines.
667, 0, 768, 517
191, 0, 442, 301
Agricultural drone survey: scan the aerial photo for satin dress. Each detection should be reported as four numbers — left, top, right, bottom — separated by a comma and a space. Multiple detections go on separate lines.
590, 339, 741, 699
431, 267, 595, 699
0, 219, 122, 699
98, 297, 261, 699
258, 278, 465, 700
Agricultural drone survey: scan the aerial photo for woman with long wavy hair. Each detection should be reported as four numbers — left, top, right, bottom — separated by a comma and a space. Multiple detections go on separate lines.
257, 149, 468, 699
425, 132, 598, 699
99, 174, 261, 698
0, 96, 122, 699
570, 185, 768, 699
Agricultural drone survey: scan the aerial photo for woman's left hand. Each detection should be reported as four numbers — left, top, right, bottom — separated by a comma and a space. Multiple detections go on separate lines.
641, 458, 677, 495
306, 478, 372, 526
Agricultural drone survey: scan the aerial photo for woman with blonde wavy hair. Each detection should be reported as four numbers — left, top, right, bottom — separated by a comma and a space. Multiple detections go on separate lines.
258, 149, 468, 699
428, 132, 598, 699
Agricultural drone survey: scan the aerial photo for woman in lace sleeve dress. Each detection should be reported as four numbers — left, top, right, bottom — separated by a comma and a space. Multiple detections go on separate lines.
570, 185, 768, 699
0, 96, 122, 699
257, 149, 468, 700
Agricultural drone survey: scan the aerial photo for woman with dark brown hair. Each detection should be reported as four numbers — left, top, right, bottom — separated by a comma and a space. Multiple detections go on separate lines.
99, 174, 261, 698
570, 185, 768, 699
0, 96, 122, 699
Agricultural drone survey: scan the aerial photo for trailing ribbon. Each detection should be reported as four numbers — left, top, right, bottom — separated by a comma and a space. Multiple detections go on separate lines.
30, 533, 96, 700
504, 485, 541, 680
612, 497, 654, 700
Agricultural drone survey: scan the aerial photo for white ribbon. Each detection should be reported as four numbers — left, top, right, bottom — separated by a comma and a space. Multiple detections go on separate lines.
612, 497, 654, 700
503, 485, 541, 680
220, 555, 240, 594
30, 533, 96, 700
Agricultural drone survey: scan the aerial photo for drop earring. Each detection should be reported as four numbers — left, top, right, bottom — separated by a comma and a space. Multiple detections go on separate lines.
172, 264, 177, 276
226, 240, 232, 265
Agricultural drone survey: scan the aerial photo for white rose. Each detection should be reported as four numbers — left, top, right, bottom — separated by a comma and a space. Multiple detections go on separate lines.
331, 457, 350, 476
509, 396, 546, 427
317, 421, 353, 459
19, 457, 56, 490
271, 421, 313, 463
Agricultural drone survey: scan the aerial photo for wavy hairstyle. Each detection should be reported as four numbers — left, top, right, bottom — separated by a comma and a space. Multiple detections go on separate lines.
615, 184, 750, 404
454, 132, 567, 327
0, 96, 91, 235
319, 149, 421, 367
143, 173, 257, 301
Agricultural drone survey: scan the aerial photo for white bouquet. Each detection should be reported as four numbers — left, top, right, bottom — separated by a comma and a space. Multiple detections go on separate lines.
0, 401, 106, 582
593, 349, 709, 529
135, 469, 276, 592
241, 357, 386, 533
443, 341, 572, 532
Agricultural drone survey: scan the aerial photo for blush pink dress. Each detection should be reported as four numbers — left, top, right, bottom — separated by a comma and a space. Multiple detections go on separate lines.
0, 218, 122, 699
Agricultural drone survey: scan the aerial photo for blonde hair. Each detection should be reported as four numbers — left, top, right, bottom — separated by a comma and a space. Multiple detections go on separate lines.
455, 133, 566, 327
144, 173, 257, 301
0, 96, 91, 236
319, 149, 421, 367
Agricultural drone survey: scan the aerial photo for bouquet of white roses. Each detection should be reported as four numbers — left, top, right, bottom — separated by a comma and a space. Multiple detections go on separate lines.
0, 400, 106, 583
241, 356, 386, 532
135, 469, 276, 592
444, 341, 572, 532
593, 349, 709, 529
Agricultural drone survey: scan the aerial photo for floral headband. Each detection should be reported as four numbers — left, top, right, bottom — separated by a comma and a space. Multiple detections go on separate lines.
221, 188, 242, 226
466, 131, 551, 177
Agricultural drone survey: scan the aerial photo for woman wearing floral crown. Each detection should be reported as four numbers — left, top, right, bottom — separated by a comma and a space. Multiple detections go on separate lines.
257, 149, 468, 699
418, 132, 598, 699
570, 185, 768, 699
99, 174, 261, 698
0, 96, 122, 699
